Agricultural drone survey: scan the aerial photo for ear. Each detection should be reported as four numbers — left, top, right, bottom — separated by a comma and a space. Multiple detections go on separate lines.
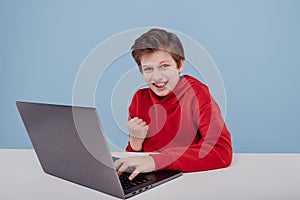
178, 59, 184, 73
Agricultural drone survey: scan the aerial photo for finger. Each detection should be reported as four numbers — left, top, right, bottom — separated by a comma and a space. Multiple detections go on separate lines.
128, 118, 144, 129
130, 117, 138, 121
114, 159, 124, 172
140, 121, 146, 126
130, 117, 140, 123
127, 118, 138, 127
117, 163, 129, 176
127, 117, 137, 126
144, 125, 149, 130
129, 168, 140, 181
134, 118, 143, 125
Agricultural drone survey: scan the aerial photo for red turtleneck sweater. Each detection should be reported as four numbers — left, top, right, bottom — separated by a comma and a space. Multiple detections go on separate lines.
126, 75, 232, 172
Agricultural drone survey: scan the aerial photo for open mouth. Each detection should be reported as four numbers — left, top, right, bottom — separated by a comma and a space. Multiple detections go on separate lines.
152, 81, 168, 89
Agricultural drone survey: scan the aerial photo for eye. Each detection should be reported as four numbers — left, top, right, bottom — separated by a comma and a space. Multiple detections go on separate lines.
143, 67, 153, 73
160, 65, 169, 70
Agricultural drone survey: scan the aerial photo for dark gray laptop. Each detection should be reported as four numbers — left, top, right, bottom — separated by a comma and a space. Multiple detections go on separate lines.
16, 101, 182, 199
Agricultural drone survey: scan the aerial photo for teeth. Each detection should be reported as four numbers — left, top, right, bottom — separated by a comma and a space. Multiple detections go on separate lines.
156, 82, 165, 86
153, 81, 167, 87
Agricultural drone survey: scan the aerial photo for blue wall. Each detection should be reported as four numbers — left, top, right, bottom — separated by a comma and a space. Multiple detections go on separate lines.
1, 0, 299, 153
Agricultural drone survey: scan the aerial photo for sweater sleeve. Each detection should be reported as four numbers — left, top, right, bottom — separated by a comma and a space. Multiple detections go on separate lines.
150, 88, 232, 172
125, 90, 142, 152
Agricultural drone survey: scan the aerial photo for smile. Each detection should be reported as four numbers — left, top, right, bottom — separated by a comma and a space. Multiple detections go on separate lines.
153, 81, 168, 88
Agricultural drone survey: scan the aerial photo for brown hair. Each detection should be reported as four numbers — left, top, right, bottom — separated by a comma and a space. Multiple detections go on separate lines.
131, 28, 185, 72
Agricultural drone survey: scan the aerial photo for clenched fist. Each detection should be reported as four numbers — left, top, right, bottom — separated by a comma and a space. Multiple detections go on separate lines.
127, 117, 149, 151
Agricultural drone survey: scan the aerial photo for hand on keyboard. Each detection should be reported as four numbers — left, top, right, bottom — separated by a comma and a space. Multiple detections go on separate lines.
114, 156, 155, 180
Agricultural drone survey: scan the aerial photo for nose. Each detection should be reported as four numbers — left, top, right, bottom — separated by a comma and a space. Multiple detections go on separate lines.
152, 68, 162, 81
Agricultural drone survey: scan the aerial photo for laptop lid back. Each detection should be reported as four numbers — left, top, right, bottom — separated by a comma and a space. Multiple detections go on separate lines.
16, 101, 125, 199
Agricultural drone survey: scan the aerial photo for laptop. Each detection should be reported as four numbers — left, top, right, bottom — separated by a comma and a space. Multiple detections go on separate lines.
16, 101, 182, 199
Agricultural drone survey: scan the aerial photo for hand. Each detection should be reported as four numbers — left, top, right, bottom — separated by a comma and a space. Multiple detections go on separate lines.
114, 156, 155, 180
127, 117, 149, 151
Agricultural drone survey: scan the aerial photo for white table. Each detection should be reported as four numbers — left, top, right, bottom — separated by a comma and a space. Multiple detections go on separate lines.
1, 150, 299, 200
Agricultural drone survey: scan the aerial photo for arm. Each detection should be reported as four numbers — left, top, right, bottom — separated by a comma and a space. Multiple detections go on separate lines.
115, 91, 155, 180
116, 117, 154, 180
151, 90, 232, 172
125, 90, 149, 152
150, 126, 232, 172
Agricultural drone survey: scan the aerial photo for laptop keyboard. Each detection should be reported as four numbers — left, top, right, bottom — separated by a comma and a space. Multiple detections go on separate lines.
119, 173, 153, 190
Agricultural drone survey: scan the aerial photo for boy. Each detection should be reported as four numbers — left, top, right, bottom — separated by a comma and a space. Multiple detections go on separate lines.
114, 28, 232, 180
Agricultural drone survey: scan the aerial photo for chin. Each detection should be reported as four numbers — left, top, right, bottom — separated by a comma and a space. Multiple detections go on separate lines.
152, 89, 170, 97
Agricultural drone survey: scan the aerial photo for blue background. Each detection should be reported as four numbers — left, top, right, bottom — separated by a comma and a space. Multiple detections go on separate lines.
1, 0, 299, 153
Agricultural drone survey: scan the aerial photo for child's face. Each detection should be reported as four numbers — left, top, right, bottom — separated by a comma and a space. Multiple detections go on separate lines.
140, 50, 184, 97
